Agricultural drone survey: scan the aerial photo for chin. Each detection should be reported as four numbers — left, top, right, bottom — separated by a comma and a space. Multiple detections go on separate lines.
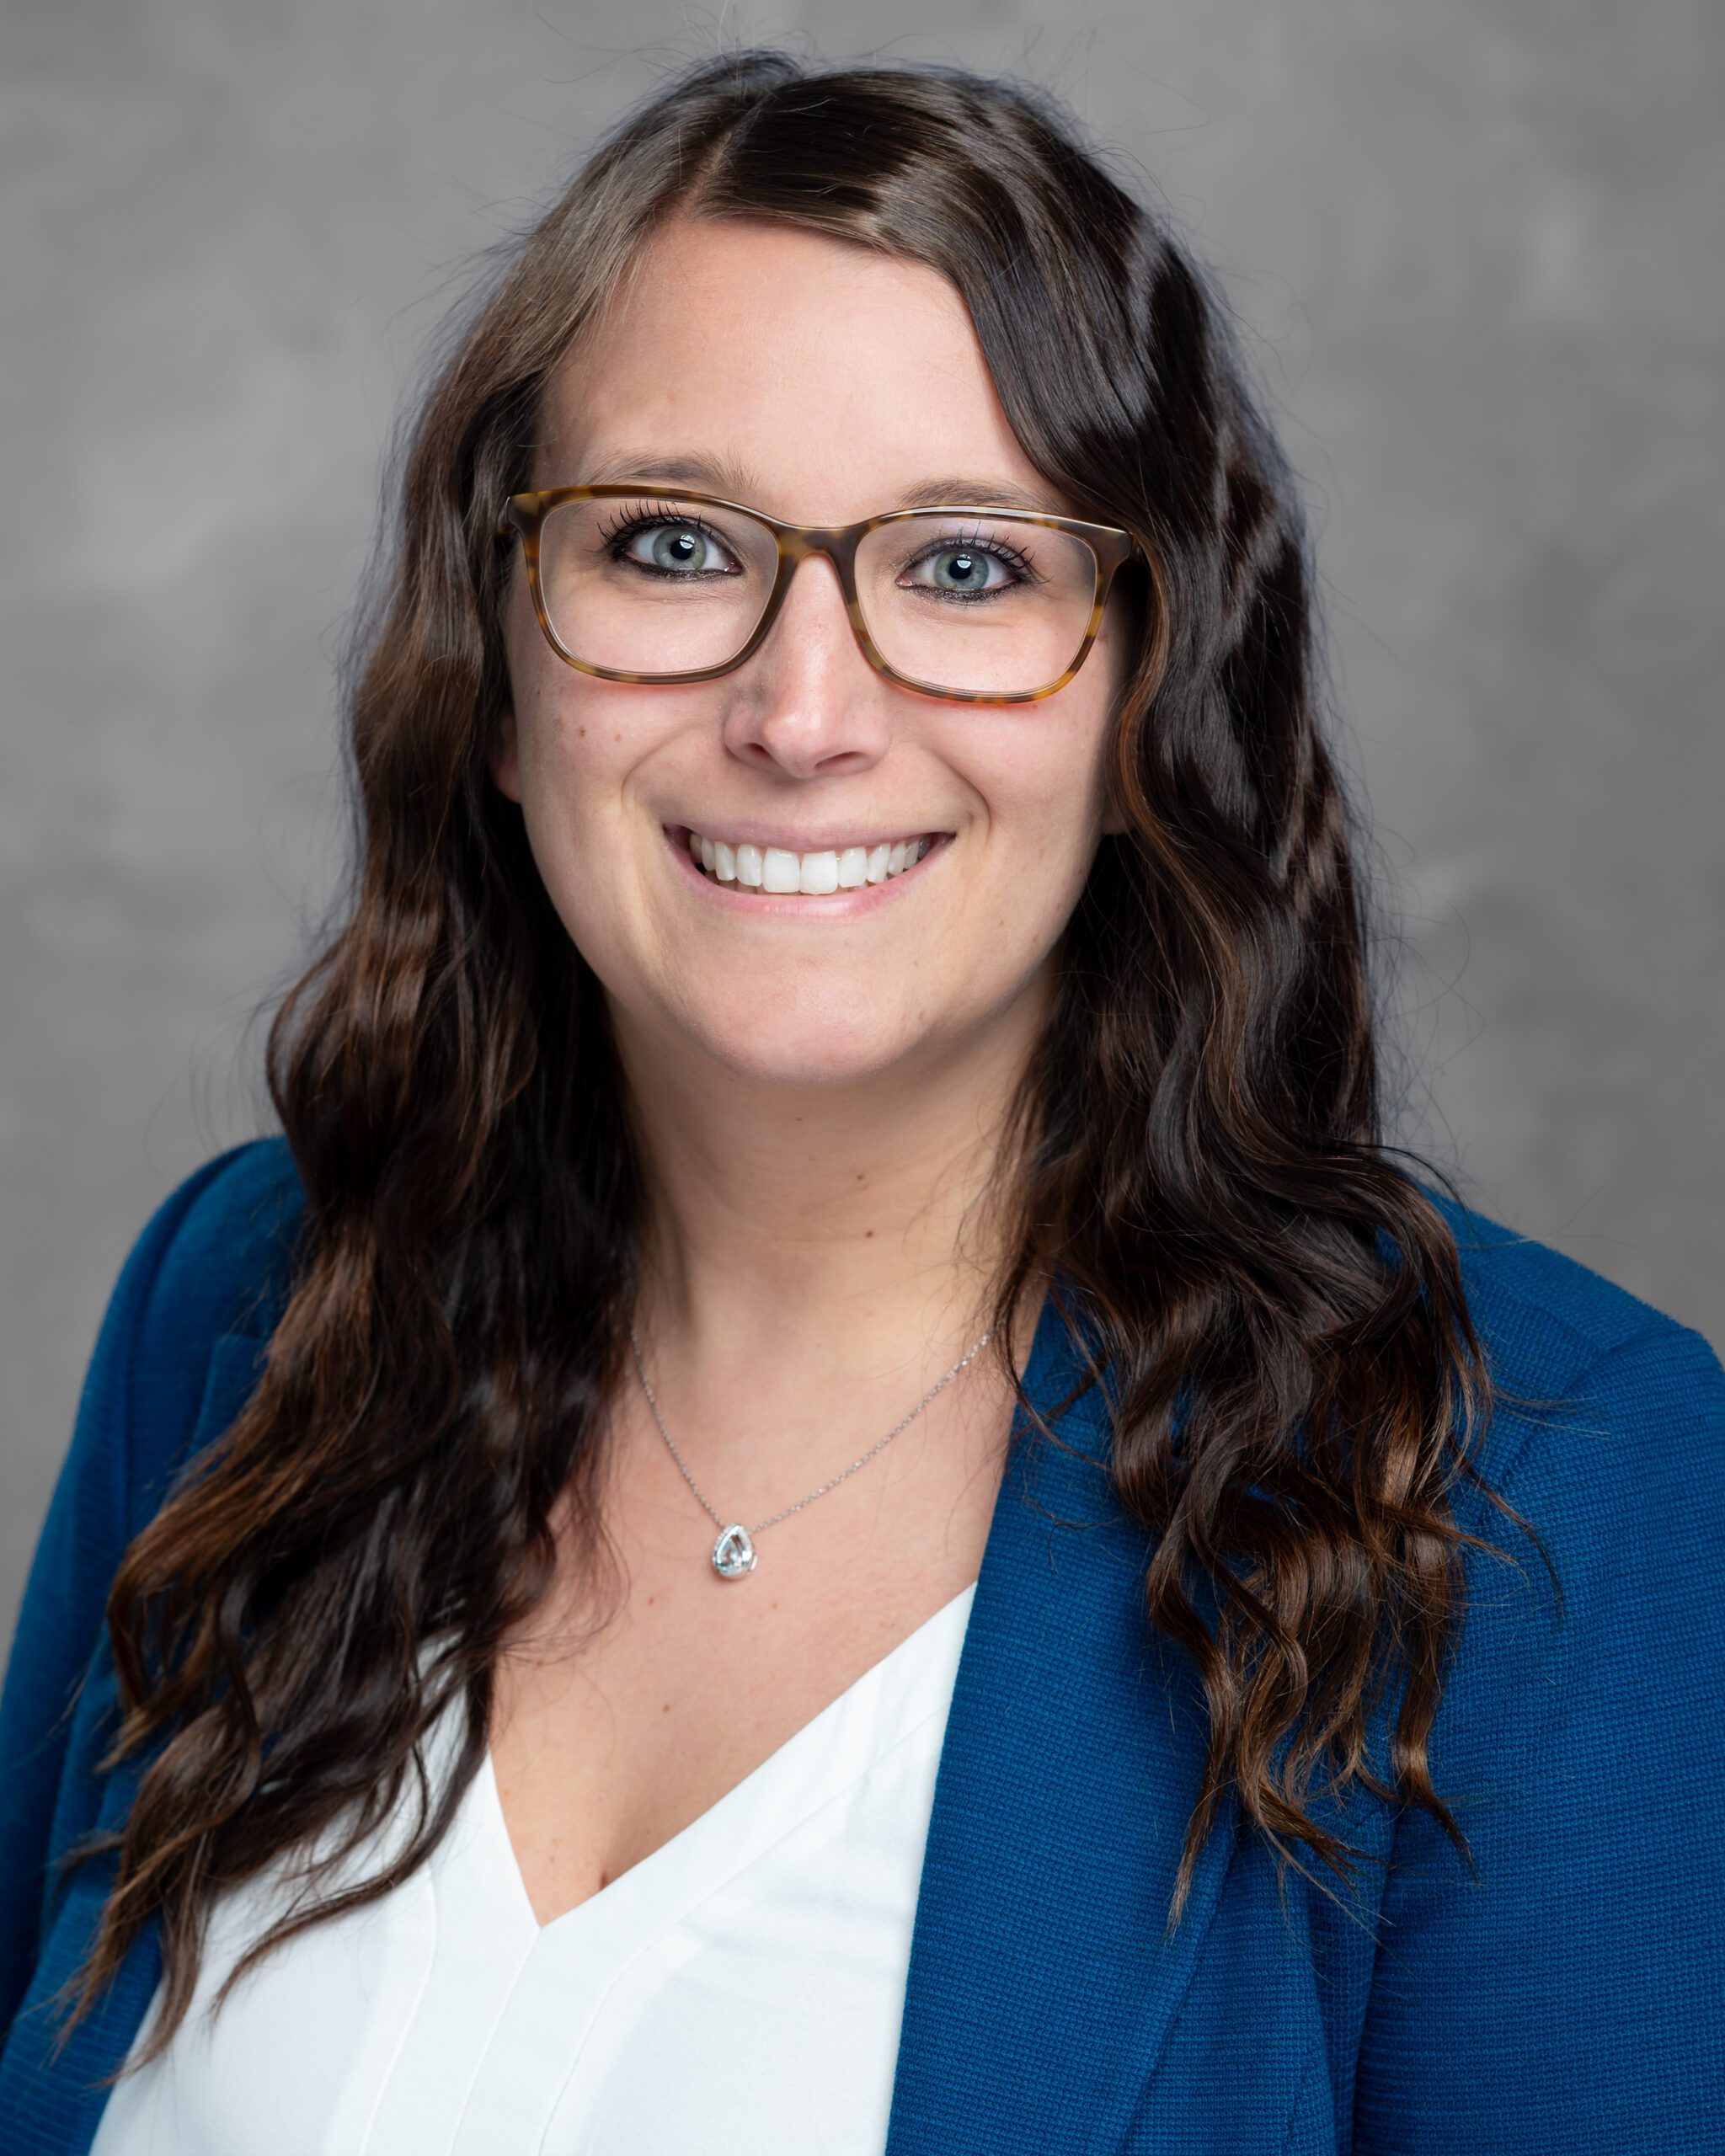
674, 992, 939, 1090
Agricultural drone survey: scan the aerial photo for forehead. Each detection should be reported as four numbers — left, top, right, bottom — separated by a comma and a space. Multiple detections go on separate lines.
533, 217, 1058, 521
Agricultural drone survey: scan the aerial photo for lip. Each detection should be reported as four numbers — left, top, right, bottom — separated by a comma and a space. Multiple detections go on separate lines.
673, 822, 943, 854
665, 824, 949, 908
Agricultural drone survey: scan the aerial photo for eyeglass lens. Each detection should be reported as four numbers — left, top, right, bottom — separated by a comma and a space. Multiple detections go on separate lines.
533, 498, 1101, 695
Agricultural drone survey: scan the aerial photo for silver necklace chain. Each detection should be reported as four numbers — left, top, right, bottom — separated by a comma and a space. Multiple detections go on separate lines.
627, 1321, 993, 1578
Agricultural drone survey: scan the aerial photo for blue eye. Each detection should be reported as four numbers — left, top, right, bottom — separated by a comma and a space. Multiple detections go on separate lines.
937, 549, 987, 590
615, 520, 741, 576
901, 539, 1023, 598
652, 527, 708, 571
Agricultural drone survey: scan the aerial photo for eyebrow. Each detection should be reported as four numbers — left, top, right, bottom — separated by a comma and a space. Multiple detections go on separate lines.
579, 450, 765, 498
570, 455, 1062, 520
893, 477, 1064, 515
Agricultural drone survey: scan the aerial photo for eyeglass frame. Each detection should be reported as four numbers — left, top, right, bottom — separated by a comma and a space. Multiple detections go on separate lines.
498, 483, 1142, 705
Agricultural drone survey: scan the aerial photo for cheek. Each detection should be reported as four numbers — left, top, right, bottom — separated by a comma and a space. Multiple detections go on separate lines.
990, 672, 1120, 873
496, 645, 628, 958
510, 705, 639, 907
504, 594, 628, 827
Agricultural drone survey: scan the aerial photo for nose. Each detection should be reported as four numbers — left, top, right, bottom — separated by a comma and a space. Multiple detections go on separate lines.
718, 551, 892, 782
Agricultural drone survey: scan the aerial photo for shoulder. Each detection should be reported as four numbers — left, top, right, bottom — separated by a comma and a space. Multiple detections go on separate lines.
1435, 1187, 1711, 1380
1432, 1192, 1724, 1501
1413, 1195, 1724, 1835
1351, 1204, 1725, 2141
0, 1142, 307, 2035
1432, 1195, 1723, 1707
121, 1134, 307, 1346
66, 1136, 307, 1546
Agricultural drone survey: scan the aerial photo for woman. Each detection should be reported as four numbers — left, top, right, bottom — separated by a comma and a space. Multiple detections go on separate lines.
2, 51, 1720, 2155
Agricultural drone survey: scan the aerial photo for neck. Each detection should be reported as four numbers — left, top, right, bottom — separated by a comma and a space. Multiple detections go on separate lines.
611, 986, 1044, 1390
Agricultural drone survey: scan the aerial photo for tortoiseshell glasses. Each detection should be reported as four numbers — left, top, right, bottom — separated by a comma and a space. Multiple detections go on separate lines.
499, 485, 1139, 703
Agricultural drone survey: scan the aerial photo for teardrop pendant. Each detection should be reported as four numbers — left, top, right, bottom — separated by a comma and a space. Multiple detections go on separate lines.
711, 1523, 757, 1580
630, 1321, 991, 1588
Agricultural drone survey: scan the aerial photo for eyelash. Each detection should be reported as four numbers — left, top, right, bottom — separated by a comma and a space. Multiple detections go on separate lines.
595, 503, 732, 558
902, 531, 1039, 585
592, 504, 1043, 588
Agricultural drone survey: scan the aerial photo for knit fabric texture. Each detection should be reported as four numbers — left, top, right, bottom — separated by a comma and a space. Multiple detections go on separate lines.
2, 1139, 1721, 2153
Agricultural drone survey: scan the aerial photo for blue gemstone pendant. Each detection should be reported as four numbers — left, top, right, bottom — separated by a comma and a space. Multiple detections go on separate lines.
712, 1524, 757, 1579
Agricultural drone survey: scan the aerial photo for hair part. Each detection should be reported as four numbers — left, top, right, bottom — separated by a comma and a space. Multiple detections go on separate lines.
72, 50, 1525, 2051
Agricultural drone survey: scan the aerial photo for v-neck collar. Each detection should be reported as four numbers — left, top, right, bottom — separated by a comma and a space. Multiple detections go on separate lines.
475, 1582, 977, 1945
19, 1300, 1230, 2156
885, 1294, 1236, 2153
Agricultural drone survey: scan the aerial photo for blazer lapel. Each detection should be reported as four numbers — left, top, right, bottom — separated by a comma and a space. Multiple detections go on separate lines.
8, 1317, 1231, 2153
887, 1303, 1239, 2154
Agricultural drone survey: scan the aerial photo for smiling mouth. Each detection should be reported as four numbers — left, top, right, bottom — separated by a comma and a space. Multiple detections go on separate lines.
682, 828, 937, 894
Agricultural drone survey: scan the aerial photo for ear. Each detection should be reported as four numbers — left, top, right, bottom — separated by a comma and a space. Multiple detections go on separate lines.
489, 707, 523, 803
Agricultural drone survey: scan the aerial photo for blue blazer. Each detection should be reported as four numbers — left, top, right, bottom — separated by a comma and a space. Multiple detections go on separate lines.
3, 1140, 1722, 2152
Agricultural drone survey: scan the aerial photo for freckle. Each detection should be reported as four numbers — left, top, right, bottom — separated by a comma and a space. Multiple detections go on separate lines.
662, 1702, 671, 1713
613, 732, 622, 743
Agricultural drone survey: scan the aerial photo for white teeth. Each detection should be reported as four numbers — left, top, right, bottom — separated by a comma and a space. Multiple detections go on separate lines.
688, 831, 932, 891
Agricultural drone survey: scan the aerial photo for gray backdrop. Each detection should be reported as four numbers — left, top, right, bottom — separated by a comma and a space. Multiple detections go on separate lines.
4, 0, 1721, 1652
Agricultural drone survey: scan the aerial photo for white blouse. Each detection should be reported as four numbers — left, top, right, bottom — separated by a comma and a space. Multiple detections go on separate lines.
91, 1585, 974, 2156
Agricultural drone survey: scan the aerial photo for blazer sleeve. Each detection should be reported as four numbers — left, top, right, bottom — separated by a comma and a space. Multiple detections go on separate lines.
1350, 1319, 1725, 2152
0, 1142, 302, 2040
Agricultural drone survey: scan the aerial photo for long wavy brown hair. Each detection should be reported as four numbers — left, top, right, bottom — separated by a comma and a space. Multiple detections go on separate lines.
77, 51, 1521, 2053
